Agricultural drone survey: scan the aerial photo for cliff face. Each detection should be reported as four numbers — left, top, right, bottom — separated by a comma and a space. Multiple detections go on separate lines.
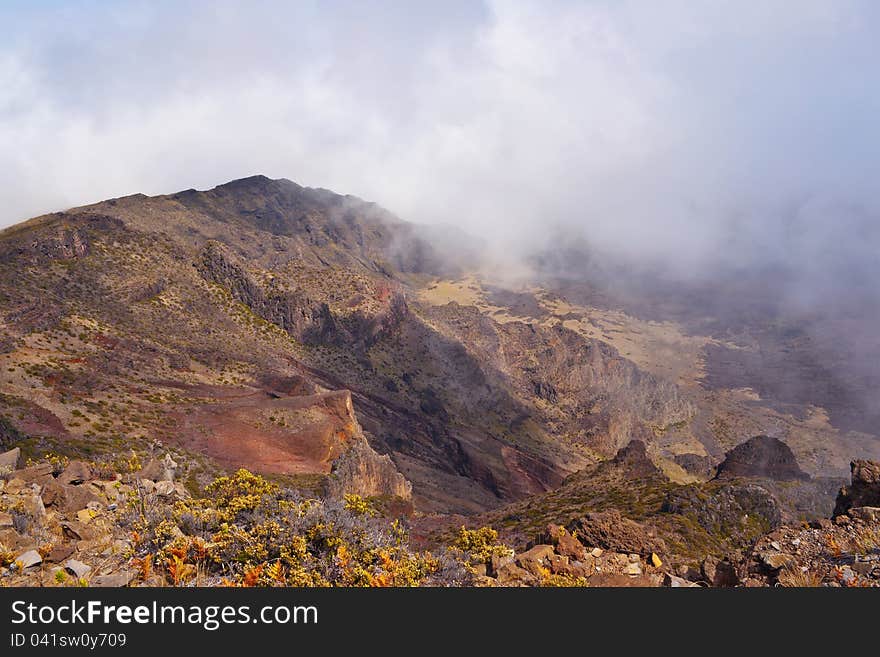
319, 390, 412, 500
196, 240, 341, 345
325, 438, 413, 500
834, 459, 880, 516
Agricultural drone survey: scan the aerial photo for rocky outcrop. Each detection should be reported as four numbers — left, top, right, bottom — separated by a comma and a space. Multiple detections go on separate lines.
663, 481, 783, 536
196, 240, 341, 345
715, 435, 809, 481
135, 454, 178, 482
607, 440, 661, 478
0, 447, 21, 475
565, 510, 665, 556
325, 438, 412, 500
477, 522, 667, 587
345, 292, 409, 349
674, 453, 716, 478
834, 459, 880, 517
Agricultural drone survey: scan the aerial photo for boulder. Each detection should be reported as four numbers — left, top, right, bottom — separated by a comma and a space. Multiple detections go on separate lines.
136, 453, 178, 482
516, 544, 555, 578
45, 544, 75, 563
61, 520, 99, 541
64, 559, 92, 578
567, 510, 663, 556
715, 435, 809, 481
664, 573, 700, 587
41, 480, 99, 513
15, 549, 42, 569
547, 553, 573, 575
0, 447, 21, 474
0, 528, 31, 550
13, 462, 55, 485
759, 551, 795, 572
835, 460, 880, 516
488, 553, 514, 577
542, 523, 567, 544
154, 480, 176, 497
556, 533, 587, 561
495, 562, 536, 586
90, 571, 135, 587
5, 478, 25, 494
57, 461, 91, 486
701, 556, 739, 587
21, 493, 46, 522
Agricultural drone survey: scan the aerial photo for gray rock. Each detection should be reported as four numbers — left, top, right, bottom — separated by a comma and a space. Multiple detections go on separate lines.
839, 566, 857, 586
760, 551, 794, 571
64, 559, 91, 578
154, 480, 176, 497
90, 571, 134, 587
16, 549, 42, 569
664, 573, 700, 587
0, 447, 21, 474
136, 453, 178, 482
21, 493, 46, 522
624, 562, 643, 576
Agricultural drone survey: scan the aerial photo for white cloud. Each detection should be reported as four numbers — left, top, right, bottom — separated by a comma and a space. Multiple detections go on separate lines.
1, 0, 878, 278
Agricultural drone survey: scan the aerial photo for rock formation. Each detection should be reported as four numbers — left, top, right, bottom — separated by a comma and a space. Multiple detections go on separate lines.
715, 435, 809, 481
834, 459, 880, 517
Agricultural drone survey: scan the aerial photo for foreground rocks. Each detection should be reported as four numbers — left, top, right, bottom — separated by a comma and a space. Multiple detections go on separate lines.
3, 445, 879, 587
0, 448, 189, 587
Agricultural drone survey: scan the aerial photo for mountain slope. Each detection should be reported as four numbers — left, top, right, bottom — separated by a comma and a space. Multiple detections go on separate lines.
0, 176, 694, 513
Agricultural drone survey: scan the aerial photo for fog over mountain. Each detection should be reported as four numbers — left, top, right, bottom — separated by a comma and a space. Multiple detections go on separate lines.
2, 1, 878, 281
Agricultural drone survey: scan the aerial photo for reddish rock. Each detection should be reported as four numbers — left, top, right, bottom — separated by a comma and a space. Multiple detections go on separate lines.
45, 544, 75, 563
567, 510, 663, 556
556, 533, 587, 561
58, 461, 92, 486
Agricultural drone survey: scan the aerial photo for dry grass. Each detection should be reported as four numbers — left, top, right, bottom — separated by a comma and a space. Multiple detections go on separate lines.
777, 566, 824, 587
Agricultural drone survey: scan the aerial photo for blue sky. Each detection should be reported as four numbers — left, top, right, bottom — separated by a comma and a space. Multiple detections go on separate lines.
1, 1, 879, 276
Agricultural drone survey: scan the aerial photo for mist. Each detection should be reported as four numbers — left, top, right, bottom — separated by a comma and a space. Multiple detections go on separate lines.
2, 0, 879, 288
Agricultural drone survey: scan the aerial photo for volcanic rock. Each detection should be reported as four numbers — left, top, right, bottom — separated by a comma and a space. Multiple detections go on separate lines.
834, 459, 880, 516
715, 436, 809, 481
566, 510, 663, 556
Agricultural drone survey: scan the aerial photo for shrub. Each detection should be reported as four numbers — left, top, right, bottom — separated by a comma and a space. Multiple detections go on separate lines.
450, 526, 514, 568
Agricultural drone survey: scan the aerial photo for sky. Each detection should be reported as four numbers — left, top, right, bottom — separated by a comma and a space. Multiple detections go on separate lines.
1, 0, 879, 279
